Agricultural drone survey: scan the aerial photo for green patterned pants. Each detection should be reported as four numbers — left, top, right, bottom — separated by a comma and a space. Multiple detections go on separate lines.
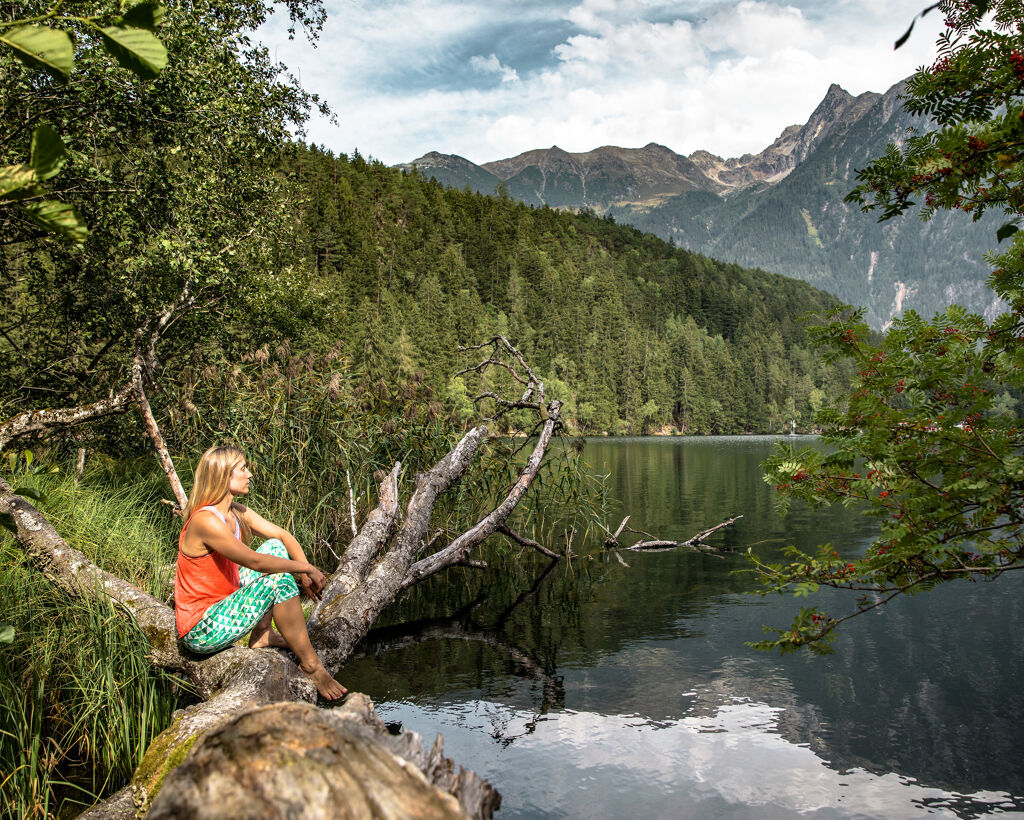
181, 539, 299, 653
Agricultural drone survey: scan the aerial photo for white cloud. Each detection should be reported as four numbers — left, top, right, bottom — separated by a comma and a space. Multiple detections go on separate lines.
555, 19, 704, 73
469, 53, 520, 83
260, 1, 950, 165
700, 1, 824, 57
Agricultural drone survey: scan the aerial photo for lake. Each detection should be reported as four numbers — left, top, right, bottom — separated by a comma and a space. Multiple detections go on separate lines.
341, 437, 1024, 819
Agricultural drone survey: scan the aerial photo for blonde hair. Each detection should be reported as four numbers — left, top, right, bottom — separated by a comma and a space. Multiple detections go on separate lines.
183, 445, 251, 544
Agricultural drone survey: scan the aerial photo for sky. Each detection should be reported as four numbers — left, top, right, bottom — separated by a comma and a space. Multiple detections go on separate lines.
257, 1, 948, 166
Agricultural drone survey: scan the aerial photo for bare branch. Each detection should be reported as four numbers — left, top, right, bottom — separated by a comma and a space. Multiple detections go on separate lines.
345, 468, 358, 537
0, 280, 194, 470
401, 404, 562, 590
309, 428, 489, 670
628, 515, 743, 551
602, 515, 631, 547
497, 524, 561, 559
457, 336, 547, 413
684, 514, 744, 545
0, 386, 135, 453
74, 447, 86, 484
135, 377, 187, 511
308, 463, 401, 630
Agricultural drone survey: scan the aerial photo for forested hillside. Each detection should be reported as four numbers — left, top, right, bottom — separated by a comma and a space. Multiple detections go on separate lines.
282, 145, 853, 434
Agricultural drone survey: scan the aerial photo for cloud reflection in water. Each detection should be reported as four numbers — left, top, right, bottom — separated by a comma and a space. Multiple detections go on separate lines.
377, 696, 1024, 819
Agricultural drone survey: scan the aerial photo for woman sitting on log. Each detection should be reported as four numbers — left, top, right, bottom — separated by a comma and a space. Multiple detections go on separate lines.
175, 445, 346, 700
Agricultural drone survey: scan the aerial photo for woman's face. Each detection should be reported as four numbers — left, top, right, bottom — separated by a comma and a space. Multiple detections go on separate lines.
228, 459, 252, 497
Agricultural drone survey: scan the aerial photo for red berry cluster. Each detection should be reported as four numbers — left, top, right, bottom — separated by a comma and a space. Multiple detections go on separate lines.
1011, 50, 1024, 81
966, 135, 988, 152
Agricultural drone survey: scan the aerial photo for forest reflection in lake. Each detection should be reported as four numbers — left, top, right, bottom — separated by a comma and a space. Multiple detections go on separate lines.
342, 437, 1024, 819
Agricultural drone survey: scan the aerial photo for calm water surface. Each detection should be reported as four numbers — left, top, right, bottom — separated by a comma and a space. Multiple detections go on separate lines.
342, 437, 1024, 819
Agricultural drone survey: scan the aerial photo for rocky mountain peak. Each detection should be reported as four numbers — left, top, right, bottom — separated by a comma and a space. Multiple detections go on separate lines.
402, 81, 891, 206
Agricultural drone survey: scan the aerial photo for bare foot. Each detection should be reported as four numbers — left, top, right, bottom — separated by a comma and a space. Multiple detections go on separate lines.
249, 630, 289, 649
300, 660, 348, 701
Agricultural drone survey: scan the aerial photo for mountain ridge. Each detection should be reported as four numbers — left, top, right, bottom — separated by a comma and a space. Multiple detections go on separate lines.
397, 79, 1004, 328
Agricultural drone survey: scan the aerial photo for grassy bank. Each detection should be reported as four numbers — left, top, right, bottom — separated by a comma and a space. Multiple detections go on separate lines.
0, 458, 188, 819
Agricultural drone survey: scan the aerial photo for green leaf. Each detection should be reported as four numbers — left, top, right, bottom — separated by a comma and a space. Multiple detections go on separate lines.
30, 125, 67, 181
12, 486, 43, 501
22, 199, 89, 242
996, 222, 1018, 243
0, 163, 37, 198
100, 26, 167, 80
0, 25, 74, 79
0, 624, 13, 644
0, 513, 15, 535
121, 2, 167, 31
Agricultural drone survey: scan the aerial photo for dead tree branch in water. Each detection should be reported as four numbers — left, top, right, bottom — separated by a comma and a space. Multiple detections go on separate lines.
601, 514, 744, 553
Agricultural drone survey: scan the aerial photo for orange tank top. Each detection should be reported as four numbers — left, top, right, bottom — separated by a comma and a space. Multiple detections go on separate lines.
174, 506, 242, 638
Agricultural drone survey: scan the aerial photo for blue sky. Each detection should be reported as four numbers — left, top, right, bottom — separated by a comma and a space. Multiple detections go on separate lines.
258, 1, 947, 165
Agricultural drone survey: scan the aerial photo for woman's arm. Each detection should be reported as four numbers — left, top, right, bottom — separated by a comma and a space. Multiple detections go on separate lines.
189, 511, 319, 579
238, 505, 326, 599
239, 505, 310, 563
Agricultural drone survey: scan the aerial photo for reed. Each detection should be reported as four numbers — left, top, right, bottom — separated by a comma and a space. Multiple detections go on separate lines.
0, 463, 187, 820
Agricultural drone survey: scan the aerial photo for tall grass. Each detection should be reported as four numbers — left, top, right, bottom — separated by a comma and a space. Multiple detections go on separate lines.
0, 460, 189, 819
162, 345, 609, 565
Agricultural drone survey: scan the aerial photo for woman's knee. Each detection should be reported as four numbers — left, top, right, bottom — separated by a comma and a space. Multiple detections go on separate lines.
256, 538, 288, 559
267, 571, 299, 603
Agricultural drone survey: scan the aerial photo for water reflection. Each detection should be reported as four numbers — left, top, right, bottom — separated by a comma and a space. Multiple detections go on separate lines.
373, 696, 1024, 819
343, 438, 1024, 818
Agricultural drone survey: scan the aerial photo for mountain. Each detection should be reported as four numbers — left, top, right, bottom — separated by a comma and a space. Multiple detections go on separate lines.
394, 151, 501, 196
687, 83, 881, 191
399, 81, 1004, 328
609, 81, 1004, 329
482, 143, 723, 207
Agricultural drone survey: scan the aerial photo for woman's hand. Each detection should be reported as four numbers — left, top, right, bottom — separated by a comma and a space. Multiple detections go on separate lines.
299, 565, 327, 601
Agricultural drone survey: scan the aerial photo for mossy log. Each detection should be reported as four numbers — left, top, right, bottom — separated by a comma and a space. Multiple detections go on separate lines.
146, 698, 497, 819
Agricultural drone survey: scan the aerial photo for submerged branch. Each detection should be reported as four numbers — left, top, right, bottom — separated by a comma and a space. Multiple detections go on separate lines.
627, 515, 743, 551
